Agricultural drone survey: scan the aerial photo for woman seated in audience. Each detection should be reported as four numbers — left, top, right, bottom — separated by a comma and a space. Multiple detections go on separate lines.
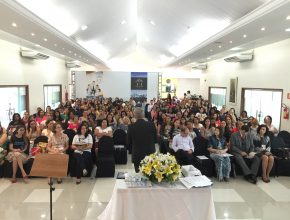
193, 116, 203, 131
8, 125, 29, 183
200, 117, 215, 140
53, 110, 63, 123
67, 115, 80, 132
117, 116, 131, 133
170, 119, 181, 140
210, 112, 221, 127
47, 122, 69, 183
228, 108, 238, 125
264, 115, 278, 135
182, 109, 190, 121
71, 123, 93, 184
94, 119, 113, 153
0, 123, 8, 165
208, 127, 231, 182
195, 107, 207, 123
159, 116, 172, 139
254, 124, 274, 183
87, 114, 96, 131
46, 106, 52, 114
80, 110, 89, 123
41, 119, 54, 141
26, 119, 41, 146
107, 114, 117, 131
22, 112, 30, 127
166, 107, 175, 119
35, 109, 46, 125
223, 115, 238, 142
7, 113, 25, 137
239, 110, 249, 125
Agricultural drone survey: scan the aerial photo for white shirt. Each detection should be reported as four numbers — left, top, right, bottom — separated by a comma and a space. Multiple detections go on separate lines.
95, 126, 112, 142
172, 134, 194, 152
72, 134, 93, 153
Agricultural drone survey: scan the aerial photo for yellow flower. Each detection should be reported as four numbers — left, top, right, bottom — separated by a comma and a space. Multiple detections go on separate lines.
155, 171, 164, 182
143, 165, 152, 175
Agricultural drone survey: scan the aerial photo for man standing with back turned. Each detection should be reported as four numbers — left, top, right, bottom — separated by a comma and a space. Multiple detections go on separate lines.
128, 107, 157, 172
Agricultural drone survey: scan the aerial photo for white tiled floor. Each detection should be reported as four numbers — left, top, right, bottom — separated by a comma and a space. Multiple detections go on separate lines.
212, 189, 245, 202
23, 189, 64, 203
257, 179, 290, 202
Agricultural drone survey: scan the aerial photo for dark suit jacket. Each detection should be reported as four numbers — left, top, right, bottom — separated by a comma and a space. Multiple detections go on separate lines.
128, 119, 157, 164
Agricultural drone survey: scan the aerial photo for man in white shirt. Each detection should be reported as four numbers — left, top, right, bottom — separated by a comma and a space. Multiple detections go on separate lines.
172, 127, 195, 165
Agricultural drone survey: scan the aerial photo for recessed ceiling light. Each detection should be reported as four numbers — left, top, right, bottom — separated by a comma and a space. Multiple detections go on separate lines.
261, 27, 266, 31
230, 47, 242, 51
286, 15, 290, 20
43, 38, 48, 42
124, 38, 128, 41
68, 51, 71, 53
54, 43, 57, 47
74, 53, 77, 56
61, 55, 65, 57
121, 20, 126, 25
243, 34, 247, 38
35, 44, 40, 47
285, 28, 290, 32
229, 41, 233, 44
31, 33, 35, 36
79, 55, 82, 58
62, 48, 65, 50
150, 20, 156, 26
218, 45, 222, 48
11, 22, 17, 27
210, 49, 213, 52
81, 25, 88, 31
207, 57, 211, 60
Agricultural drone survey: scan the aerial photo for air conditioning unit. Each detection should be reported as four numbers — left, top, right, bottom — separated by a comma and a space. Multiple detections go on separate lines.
20, 50, 49, 60
65, 61, 81, 68
192, 63, 207, 70
224, 54, 253, 62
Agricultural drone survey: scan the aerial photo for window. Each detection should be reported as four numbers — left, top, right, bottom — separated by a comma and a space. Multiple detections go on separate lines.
43, 85, 62, 110
242, 88, 282, 129
0, 86, 29, 128
209, 87, 226, 110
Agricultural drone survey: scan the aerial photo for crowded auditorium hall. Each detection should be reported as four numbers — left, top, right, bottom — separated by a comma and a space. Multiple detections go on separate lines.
1, 0, 290, 220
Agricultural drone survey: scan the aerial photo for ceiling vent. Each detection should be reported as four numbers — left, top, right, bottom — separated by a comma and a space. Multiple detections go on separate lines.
192, 63, 207, 70
224, 53, 253, 62
20, 50, 49, 60
65, 61, 81, 68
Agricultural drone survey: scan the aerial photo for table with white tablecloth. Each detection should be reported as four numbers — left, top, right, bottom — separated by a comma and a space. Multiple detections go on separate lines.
98, 179, 216, 220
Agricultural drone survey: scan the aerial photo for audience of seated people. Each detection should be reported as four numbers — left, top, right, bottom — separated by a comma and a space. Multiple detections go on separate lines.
0, 93, 283, 185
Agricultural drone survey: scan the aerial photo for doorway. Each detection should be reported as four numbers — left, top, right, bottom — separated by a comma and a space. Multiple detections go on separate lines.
209, 87, 227, 110
0, 86, 29, 128
241, 88, 282, 129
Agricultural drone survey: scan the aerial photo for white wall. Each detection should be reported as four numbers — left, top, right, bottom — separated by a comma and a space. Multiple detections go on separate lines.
176, 78, 200, 99
200, 38, 290, 131
75, 71, 159, 101
0, 39, 69, 113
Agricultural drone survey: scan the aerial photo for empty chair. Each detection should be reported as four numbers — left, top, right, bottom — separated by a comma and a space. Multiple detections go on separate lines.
278, 130, 290, 147
113, 129, 127, 164
271, 136, 290, 176
95, 136, 115, 177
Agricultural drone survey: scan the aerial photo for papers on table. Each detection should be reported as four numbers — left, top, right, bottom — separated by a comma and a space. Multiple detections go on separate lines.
196, 155, 208, 160
179, 175, 213, 189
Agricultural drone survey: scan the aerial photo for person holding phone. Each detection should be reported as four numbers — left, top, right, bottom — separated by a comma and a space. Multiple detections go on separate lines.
253, 124, 274, 183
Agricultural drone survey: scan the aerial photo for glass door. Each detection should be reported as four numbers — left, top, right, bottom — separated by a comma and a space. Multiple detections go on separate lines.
209, 87, 226, 110
242, 89, 282, 129
0, 86, 28, 128
43, 85, 62, 109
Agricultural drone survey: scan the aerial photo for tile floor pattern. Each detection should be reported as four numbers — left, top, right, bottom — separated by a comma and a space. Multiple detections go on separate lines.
0, 156, 290, 220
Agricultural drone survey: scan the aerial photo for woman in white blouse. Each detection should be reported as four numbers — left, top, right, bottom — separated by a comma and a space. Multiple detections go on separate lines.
72, 123, 93, 184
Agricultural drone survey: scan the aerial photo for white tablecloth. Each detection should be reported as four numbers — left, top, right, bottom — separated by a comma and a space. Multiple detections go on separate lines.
98, 179, 216, 220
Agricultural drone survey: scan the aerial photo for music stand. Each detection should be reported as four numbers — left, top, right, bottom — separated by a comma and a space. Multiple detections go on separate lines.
30, 154, 69, 220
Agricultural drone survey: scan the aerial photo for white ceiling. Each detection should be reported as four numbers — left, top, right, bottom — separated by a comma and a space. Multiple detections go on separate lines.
0, 0, 289, 71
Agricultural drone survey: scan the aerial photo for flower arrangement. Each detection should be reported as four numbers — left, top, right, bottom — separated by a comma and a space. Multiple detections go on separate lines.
139, 152, 181, 183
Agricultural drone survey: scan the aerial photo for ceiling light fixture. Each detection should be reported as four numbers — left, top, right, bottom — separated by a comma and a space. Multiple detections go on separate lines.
11, 22, 17, 27
218, 45, 222, 48
54, 43, 57, 47
210, 49, 213, 52
121, 20, 126, 25
74, 53, 77, 56
68, 50, 71, 53
81, 25, 88, 31
229, 41, 233, 44
286, 15, 290, 20
44, 38, 48, 41
285, 28, 290, 32
261, 27, 266, 31
124, 38, 128, 41
35, 44, 40, 47
150, 20, 156, 26
207, 57, 211, 60
31, 33, 35, 36
243, 34, 247, 38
